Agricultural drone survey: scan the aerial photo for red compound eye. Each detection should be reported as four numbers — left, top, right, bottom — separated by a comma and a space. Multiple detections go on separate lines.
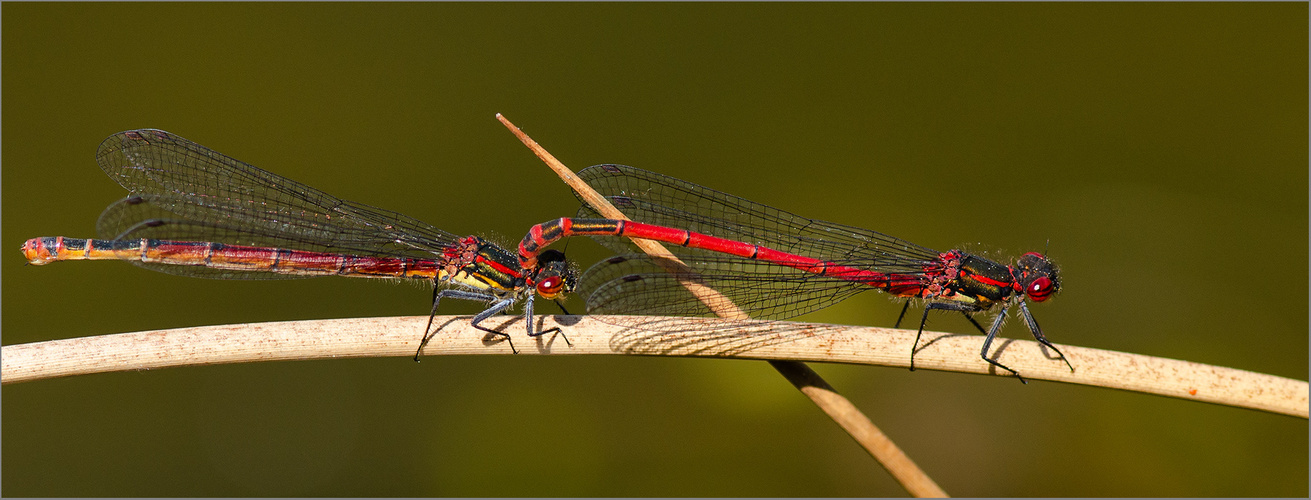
535, 275, 565, 298
1026, 276, 1054, 302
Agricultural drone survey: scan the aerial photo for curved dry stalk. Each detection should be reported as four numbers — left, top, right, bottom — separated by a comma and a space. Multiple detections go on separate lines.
766, 359, 947, 496
495, 113, 947, 497
3, 315, 1305, 420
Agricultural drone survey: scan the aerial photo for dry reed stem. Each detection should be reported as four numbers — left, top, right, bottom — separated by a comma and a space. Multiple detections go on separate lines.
3, 316, 1305, 420
495, 112, 934, 497
494, 114, 748, 319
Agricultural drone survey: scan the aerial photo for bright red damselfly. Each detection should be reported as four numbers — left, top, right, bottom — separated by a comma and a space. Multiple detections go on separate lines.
21, 129, 576, 357
518, 164, 1071, 383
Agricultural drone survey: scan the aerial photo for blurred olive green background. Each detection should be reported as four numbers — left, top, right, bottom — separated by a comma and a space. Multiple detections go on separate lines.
3, 3, 1306, 497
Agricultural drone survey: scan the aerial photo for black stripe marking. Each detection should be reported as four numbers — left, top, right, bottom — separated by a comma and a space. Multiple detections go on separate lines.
272, 249, 286, 271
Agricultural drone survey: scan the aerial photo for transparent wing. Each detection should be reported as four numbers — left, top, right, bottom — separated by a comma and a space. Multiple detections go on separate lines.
578, 254, 885, 320
574, 164, 942, 265
93, 129, 463, 265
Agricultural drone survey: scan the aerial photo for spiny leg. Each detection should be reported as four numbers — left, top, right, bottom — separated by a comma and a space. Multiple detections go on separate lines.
1019, 300, 1074, 372
415, 283, 445, 362
894, 301, 911, 328
414, 287, 503, 360
469, 298, 518, 354
961, 312, 987, 335
910, 301, 979, 371
549, 299, 573, 346
980, 308, 1027, 384
522, 295, 571, 347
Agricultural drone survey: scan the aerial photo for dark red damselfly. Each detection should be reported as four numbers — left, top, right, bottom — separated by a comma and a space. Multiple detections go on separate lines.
518, 164, 1071, 382
21, 129, 576, 357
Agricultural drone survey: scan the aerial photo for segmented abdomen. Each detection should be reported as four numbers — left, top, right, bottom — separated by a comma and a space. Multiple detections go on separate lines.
21, 236, 440, 279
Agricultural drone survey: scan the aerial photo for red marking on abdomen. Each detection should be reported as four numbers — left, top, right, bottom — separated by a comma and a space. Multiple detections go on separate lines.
618, 221, 691, 245
683, 231, 757, 258
23, 237, 439, 279
517, 218, 930, 293
754, 246, 824, 271
338, 255, 410, 277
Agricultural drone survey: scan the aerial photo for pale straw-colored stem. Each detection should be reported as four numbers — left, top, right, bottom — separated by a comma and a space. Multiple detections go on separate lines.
496, 114, 747, 319
496, 113, 948, 497
3, 316, 1305, 419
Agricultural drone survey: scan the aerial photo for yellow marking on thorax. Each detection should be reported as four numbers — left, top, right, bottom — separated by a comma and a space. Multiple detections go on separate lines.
440, 268, 516, 293
947, 293, 980, 306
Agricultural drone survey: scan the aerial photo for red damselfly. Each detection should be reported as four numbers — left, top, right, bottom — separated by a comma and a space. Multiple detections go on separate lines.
518, 164, 1071, 382
21, 129, 576, 357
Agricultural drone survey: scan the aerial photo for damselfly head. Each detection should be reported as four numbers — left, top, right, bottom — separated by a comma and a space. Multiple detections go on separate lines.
532, 249, 578, 299
1016, 252, 1060, 302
